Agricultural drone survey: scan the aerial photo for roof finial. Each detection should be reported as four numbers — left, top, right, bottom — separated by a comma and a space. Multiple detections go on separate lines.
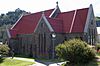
42, 11, 45, 16
56, 1, 58, 6
90, 4, 92, 7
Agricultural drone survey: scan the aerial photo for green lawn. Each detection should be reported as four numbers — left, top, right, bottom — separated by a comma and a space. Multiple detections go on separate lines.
96, 52, 100, 57
0, 58, 34, 66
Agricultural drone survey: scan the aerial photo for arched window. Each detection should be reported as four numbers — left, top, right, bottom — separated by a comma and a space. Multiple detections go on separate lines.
41, 23, 44, 28
91, 19, 93, 25
88, 28, 91, 44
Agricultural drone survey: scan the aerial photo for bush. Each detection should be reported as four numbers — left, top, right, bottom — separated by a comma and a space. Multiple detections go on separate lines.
0, 44, 10, 56
95, 44, 100, 51
55, 39, 95, 65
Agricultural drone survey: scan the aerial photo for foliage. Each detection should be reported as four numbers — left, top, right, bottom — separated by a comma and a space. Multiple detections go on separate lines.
62, 61, 100, 66
0, 8, 27, 26
0, 44, 10, 56
96, 44, 100, 51
0, 8, 27, 42
0, 58, 34, 66
55, 39, 95, 65
96, 17, 100, 21
0, 58, 4, 63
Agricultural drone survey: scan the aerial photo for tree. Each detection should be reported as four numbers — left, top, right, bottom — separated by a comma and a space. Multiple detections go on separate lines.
0, 44, 10, 56
96, 17, 100, 21
0, 44, 10, 63
0, 8, 27, 43
55, 39, 95, 65
0, 8, 27, 26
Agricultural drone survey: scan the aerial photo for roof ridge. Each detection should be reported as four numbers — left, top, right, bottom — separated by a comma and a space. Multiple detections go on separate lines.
58, 7, 89, 15
23, 8, 55, 16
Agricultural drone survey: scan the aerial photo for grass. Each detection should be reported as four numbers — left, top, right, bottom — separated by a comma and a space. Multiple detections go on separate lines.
96, 52, 100, 57
14, 54, 35, 60
14, 57, 35, 60
35, 58, 64, 63
0, 58, 34, 66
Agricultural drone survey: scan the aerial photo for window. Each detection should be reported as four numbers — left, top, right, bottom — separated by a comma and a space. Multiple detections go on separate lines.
41, 23, 44, 27
38, 33, 46, 55
38, 34, 41, 54
91, 19, 93, 25
43, 33, 46, 53
88, 28, 91, 44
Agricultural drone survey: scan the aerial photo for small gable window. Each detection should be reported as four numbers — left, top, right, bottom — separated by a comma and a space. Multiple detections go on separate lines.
91, 19, 93, 25
41, 23, 44, 27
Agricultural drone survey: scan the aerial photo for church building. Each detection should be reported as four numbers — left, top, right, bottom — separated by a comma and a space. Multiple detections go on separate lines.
7, 3, 97, 58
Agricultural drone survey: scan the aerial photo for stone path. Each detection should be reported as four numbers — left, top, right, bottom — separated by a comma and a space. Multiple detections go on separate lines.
96, 58, 100, 62
30, 62, 46, 66
31, 61, 65, 66
8, 57, 65, 66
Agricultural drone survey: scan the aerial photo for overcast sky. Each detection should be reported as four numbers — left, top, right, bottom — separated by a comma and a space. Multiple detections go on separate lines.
0, 0, 100, 16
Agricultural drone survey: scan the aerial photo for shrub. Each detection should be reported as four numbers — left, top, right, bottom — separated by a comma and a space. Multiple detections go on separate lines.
95, 44, 100, 51
55, 39, 95, 65
0, 44, 10, 56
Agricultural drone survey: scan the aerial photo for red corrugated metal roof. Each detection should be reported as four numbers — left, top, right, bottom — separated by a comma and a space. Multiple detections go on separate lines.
71, 8, 89, 32
10, 29, 17, 38
9, 7, 89, 38
10, 9, 54, 38
57, 10, 75, 33
56, 8, 89, 33
46, 17, 63, 33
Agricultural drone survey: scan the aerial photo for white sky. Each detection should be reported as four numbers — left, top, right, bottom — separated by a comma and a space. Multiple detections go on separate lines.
0, 0, 100, 16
